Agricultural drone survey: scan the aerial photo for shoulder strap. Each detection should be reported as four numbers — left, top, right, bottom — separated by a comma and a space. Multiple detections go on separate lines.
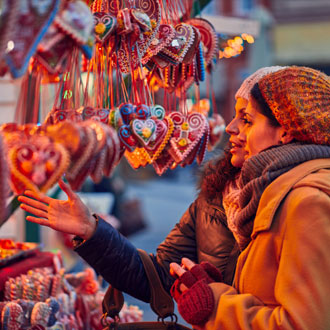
137, 249, 174, 319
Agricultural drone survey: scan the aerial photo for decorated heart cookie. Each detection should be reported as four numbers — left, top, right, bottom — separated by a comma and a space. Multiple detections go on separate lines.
186, 18, 218, 66
142, 24, 175, 65
54, 0, 94, 45
116, 0, 161, 73
131, 118, 156, 147
9, 135, 70, 194
159, 23, 195, 65
119, 103, 136, 125
5, 0, 60, 78
168, 111, 207, 164
145, 116, 174, 163
93, 12, 117, 44
118, 124, 138, 152
48, 109, 83, 124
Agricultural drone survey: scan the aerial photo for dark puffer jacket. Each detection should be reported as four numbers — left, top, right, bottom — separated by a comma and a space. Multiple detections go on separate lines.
74, 193, 239, 303
75, 151, 240, 303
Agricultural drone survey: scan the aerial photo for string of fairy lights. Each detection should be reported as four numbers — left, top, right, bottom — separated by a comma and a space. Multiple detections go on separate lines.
218, 33, 255, 59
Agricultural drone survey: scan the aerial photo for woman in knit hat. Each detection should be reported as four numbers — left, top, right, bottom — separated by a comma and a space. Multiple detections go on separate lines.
17, 67, 283, 303
170, 66, 330, 329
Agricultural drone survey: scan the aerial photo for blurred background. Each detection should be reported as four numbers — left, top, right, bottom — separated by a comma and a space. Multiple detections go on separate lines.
1, 0, 330, 323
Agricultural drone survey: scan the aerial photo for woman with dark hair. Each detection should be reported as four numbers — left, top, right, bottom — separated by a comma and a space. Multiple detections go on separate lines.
170, 66, 330, 329
17, 67, 284, 303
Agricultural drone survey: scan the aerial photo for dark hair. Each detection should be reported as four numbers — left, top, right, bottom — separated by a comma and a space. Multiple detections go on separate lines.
250, 83, 281, 127
198, 149, 240, 201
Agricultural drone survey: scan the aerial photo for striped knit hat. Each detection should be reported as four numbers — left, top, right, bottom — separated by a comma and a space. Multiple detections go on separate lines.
235, 66, 286, 100
256, 66, 330, 145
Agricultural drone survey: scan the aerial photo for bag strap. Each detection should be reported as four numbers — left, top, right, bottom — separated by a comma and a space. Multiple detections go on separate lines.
102, 249, 175, 321
137, 249, 174, 319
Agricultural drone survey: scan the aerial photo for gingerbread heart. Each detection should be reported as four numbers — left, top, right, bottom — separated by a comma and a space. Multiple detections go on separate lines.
186, 18, 218, 65
152, 145, 174, 176
168, 111, 207, 164
50, 109, 83, 124
5, 0, 61, 78
145, 116, 174, 163
142, 24, 175, 65
118, 124, 138, 152
8, 136, 70, 194
54, 0, 94, 45
159, 23, 195, 65
82, 107, 110, 124
93, 12, 117, 44
131, 118, 156, 147
116, 0, 161, 73
119, 103, 135, 125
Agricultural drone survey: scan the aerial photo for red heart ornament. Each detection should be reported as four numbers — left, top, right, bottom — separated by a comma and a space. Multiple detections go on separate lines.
82, 107, 110, 124
116, 0, 161, 73
186, 18, 218, 65
9, 136, 70, 194
159, 23, 195, 65
102, 125, 121, 177
131, 118, 156, 147
54, 0, 94, 45
142, 24, 175, 65
5, 0, 60, 78
93, 12, 117, 44
168, 111, 207, 164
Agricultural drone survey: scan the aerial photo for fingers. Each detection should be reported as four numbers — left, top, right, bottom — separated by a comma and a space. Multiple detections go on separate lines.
20, 203, 48, 219
22, 190, 52, 205
26, 216, 49, 227
170, 262, 186, 278
181, 258, 196, 270
58, 179, 76, 200
18, 196, 48, 212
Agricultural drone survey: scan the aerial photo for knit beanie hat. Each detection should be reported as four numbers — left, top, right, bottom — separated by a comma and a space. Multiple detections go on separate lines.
256, 66, 330, 145
235, 66, 286, 100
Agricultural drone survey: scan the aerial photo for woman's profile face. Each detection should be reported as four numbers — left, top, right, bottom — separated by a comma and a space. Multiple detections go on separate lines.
240, 99, 283, 159
225, 97, 248, 168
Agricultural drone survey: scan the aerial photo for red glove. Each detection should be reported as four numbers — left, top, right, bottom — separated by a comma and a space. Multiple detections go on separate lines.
170, 261, 222, 302
170, 262, 222, 326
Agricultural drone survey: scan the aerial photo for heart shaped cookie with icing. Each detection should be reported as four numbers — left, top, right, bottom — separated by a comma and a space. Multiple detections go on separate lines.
5, 0, 60, 78
131, 118, 156, 147
159, 23, 195, 65
93, 12, 117, 43
168, 111, 207, 164
82, 107, 110, 124
54, 0, 94, 45
142, 24, 175, 65
8, 136, 69, 194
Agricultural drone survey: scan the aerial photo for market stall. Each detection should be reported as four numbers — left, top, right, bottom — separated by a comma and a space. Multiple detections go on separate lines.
0, 0, 256, 328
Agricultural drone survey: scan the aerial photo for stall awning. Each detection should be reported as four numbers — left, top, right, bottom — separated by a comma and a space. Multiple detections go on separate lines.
274, 21, 330, 64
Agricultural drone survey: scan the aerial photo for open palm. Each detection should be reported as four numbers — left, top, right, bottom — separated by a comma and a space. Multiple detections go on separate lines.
18, 180, 96, 240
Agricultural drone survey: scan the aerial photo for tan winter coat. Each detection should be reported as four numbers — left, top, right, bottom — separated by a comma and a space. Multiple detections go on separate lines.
201, 158, 330, 330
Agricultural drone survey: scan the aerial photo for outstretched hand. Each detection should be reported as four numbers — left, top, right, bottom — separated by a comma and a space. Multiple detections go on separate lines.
18, 179, 97, 240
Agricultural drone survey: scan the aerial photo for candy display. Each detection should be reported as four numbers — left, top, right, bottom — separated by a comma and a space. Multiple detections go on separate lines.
1, 265, 143, 330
